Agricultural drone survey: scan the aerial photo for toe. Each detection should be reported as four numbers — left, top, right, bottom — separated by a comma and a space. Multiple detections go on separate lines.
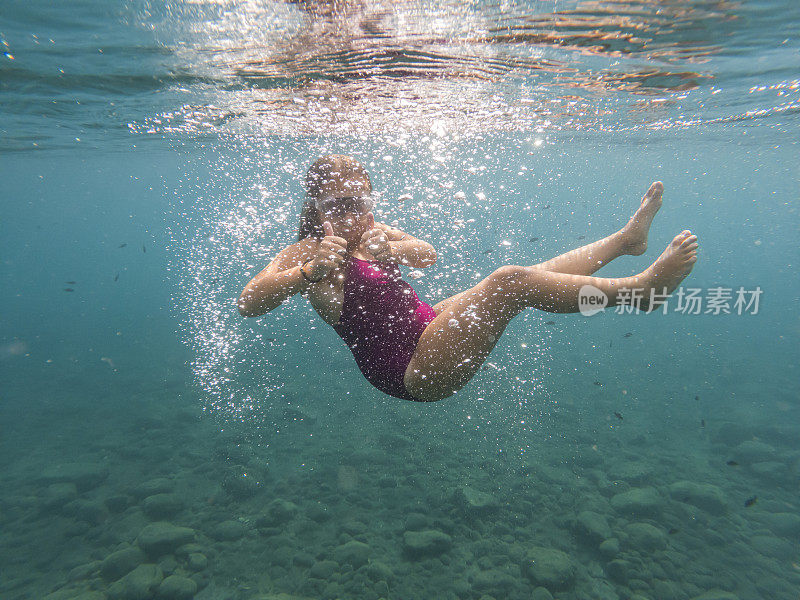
681, 234, 698, 246
644, 181, 663, 201
672, 232, 690, 246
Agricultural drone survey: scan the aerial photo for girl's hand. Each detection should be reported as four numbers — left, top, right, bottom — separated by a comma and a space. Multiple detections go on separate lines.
306, 221, 348, 281
359, 213, 392, 261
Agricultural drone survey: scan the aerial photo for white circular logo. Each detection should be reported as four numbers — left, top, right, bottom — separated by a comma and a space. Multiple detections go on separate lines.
578, 284, 608, 316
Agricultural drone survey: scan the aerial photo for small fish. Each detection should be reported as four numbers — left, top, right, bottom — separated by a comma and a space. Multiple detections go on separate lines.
65, 280, 76, 284
668, 528, 680, 535
700, 419, 705, 428
483, 249, 494, 255
623, 332, 633, 338
744, 496, 758, 507
63, 288, 74, 292
594, 381, 602, 386
609, 340, 613, 348
210, 278, 219, 285
118, 243, 127, 248
545, 320, 555, 326
101, 356, 115, 369
142, 244, 146, 253
726, 460, 739, 467
613, 411, 623, 421
542, 205, 551, 209
578, 235, 585, 240
114, 273, 119, 282
695, 395, 700, 401
529, 237, 539, 242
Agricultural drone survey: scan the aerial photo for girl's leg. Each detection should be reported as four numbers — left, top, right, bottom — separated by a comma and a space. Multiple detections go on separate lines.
532, 181, 663, 275
430, 182, 663, 315
406, 230, 698, 401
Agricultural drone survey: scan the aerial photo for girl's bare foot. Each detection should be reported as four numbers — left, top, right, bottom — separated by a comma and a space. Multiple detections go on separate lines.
620, 181, 663, 256
639, 230, 699, 309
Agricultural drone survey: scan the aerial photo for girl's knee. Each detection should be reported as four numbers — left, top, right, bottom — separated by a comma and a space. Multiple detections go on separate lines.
487, 265, 531, 291
489, 264, 523, 281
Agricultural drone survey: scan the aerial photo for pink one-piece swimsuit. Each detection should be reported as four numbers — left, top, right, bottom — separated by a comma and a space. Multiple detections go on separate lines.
332, 256, 436, 401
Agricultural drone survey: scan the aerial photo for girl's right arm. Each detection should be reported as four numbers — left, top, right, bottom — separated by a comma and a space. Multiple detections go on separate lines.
237, 243, 313, 317
238, 224, 348, 318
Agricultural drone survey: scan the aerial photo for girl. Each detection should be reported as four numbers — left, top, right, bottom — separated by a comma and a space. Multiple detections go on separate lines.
238, 155, 698, 402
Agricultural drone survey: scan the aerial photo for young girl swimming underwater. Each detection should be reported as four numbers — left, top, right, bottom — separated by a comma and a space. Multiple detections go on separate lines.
238, 155, 698, 402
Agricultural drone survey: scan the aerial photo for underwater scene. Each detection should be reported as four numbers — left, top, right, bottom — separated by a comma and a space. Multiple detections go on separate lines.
1, 1, 798, 599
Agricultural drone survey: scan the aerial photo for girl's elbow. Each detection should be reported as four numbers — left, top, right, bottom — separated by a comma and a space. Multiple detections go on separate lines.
238, 297, 254, 317
237, 294, 262, 317
423, 247, 438, 267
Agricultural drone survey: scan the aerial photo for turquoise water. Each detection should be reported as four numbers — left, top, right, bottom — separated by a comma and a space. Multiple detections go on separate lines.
1, 1, 799, 599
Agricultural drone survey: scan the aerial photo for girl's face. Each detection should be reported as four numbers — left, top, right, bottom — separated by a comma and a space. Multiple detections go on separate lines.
315, 193, 374, 245
322, 209, 370, 245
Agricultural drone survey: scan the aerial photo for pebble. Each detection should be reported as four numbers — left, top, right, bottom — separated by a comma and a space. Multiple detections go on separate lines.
39, 462, 109, 492
403, 530, 452, 559
404, 512, 429, 531
42, 483, 78, 509
522, 546, 576, 591
333, 539, 371, 567
212, 519, 246, 541
689, 591, 740, 600
136, 522, 195, 558
63, 499, 108, 525
599, 538, 620, 559
187, 552, 208, 571
257, 499, 299, 527
624, 522, 667, 551
221, 466, 262, 500
310, 559, 339, 579
668, 481, 727, 515
157, 574, 197, 600
131, 478, 173, 500
101, 547, 145, 581
107, 563, 163, 600
453, 485, 498, 513
575, 510, 612, 544
761, 512, 800, 537
610, 487, 664, 518
730, 440, 776, 465
142, 493, 184, 519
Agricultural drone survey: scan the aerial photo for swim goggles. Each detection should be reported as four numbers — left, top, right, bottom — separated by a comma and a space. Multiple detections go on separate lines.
314, 194, 374, 216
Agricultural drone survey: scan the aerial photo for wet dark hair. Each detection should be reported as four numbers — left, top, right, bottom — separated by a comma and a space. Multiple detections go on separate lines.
298, 200, 324, 241
297, 154, 372, 241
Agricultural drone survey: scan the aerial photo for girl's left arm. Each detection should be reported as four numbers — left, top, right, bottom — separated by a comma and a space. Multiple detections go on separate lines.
377, 222, 437, 268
